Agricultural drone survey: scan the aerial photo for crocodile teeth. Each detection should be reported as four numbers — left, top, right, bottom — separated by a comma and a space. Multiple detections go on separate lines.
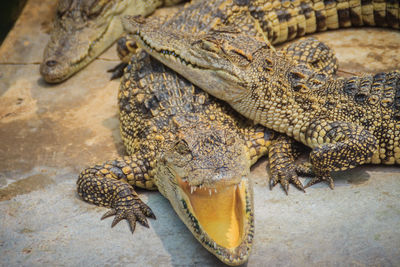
209, 189, 212, 196
190, 186, 194, 194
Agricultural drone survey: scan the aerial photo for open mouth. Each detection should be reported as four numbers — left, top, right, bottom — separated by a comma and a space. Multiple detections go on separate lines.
176, 176, 254, 265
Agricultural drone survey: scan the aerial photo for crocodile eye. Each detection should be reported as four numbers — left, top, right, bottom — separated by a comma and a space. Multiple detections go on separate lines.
175, 140, 191, 155
225, 136, 236, 146
200, 40, 220, 53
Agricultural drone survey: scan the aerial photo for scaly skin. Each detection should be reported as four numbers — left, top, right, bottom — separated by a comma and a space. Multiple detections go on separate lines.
123, 0, 399, 187
77, 39, 338, 265
125, 0, 399, 46
40, 0, 183, 83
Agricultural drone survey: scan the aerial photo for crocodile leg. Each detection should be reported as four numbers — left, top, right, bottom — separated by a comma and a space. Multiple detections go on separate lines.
264, 36, 338, 193
108, 36, 138, 79
240, 124, 307, 193
267, 134, 306, 194
283, 37, 338, 75
302, 120, 378, 189
77, 155, 156, 233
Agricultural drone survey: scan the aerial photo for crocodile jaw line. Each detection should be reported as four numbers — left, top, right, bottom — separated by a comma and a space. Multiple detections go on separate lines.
176, 176, 253, 265
40, 20, 117, 83
133, 35, 245, 103
41, 0, 165, 83
41, 9, 123, 83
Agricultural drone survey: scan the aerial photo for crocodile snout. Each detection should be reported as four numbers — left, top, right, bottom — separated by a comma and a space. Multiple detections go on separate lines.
40, 58, 70, 83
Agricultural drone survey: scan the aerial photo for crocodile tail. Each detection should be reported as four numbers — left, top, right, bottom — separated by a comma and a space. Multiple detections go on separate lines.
252, 0, 399, 45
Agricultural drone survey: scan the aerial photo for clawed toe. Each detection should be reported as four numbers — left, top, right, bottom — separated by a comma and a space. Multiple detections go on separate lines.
101, 197, 155, 233
291, 176, 306, 193
108, 62, 128, 80
269, 170, 305, 194
304, 173, 335, 189
294, 162, 315, 177
101, 209, 117, 220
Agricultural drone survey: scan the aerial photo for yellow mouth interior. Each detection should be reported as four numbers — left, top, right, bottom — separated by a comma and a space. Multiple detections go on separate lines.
178, 178, 247, 248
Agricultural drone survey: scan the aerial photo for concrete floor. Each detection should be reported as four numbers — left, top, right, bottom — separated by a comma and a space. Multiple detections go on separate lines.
0, 0, 400, 266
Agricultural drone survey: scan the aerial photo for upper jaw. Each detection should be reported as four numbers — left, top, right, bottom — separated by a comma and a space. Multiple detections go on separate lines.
40, 50, 91, 83
40, 29, 93, 83
40, 51, 86, 83
41, 8, 121, 83
123, 16, 225, 70
124, 17, 246, 102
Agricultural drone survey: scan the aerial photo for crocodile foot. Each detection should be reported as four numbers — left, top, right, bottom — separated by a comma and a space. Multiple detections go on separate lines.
108, 36, 139, 80
293, 161, 315, 177
295, 162, 334, 189
108, 62, 129, 80
304, 171, 335, 189
101, 194, 156, 233
269, 164, 306, 194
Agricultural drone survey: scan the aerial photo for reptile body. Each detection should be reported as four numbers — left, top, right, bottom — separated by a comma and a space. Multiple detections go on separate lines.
124, 0, 400, 187
40, 0, 184, 83
125, 0, 399, 47
77, 38, 338, 265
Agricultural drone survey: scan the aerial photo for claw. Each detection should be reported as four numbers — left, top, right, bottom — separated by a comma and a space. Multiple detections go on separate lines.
107, 62, 128, 80
328, 178, 335, 190
269, 169, 305, 194
111, 212, 125, 227
295, 162, 315, 177
291, 176, 306, 193
134, 211, 149, 228
126, 213, 137, 233
269, 178, 278, 190
100, 195, 156, 233
101, 209, 117, 220
141, 204, 156, 219
282, 180, 289, 195
304, 173, 335, 189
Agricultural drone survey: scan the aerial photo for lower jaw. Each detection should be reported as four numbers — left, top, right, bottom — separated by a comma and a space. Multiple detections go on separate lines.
177, 180, 254, 265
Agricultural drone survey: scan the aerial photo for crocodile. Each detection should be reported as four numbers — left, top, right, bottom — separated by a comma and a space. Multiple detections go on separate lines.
40, 0, 184, 83
123, 0, 400, 188
77, 38, 338, 265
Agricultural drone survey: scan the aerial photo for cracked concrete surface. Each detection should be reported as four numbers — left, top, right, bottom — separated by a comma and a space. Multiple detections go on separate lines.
0, 0, 400, 266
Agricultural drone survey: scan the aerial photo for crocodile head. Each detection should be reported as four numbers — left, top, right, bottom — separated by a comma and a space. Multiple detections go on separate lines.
154, 114, 254, 265
123, 15, 272, 103
41, 0, 163, 83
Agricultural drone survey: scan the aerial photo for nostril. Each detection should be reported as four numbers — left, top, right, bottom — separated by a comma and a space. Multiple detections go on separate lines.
46, 60, 58, 67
